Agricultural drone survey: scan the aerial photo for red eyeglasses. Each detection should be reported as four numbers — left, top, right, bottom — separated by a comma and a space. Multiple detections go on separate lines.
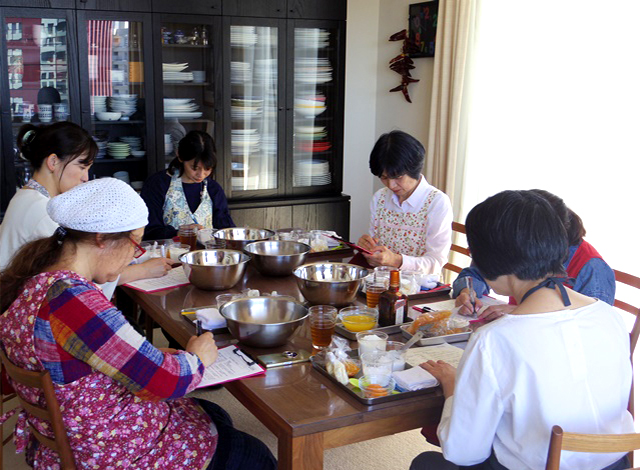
129, 238, 146, 259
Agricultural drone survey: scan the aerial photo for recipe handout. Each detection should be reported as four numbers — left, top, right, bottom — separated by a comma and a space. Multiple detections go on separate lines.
197, 345, 265, 388
123, 266, 190, 293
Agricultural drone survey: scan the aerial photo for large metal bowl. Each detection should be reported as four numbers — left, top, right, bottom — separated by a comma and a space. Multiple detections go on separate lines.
213, 227, 275, 251
220, 296, 309, 348
179, 249, 250, 291
244, 240, 311, 277
293, 262, 370, 307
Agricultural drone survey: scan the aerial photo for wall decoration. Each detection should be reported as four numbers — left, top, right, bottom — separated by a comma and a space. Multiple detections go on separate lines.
408, 0, 439, 58
388, 29, 419, 103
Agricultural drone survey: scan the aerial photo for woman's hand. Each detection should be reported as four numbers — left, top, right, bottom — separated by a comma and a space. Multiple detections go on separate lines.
357, 234, 379, 252
421, 360, 456, 398
186, 332, 218, 367
364, 245, 402, 268
477, 304, 516, 322
181, 223, 203, 231
140, 257, 174, 278
455, 288, 484, 316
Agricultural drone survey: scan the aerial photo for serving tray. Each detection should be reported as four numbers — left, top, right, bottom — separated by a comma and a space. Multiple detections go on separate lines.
311, 349, 439, 405
334, 321, 412, 341
358, 282, 452, 301
399, 324, 471, 346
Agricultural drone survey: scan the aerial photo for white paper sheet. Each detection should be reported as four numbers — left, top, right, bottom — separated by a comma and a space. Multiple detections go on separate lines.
197, 345, 265, 388
405, 343, 465, 368
123, 267, 190, 293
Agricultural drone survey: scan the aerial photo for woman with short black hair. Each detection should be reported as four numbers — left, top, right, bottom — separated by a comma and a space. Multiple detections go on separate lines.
141, 131, 234, 240
357, 130, 453, 274
411, 190, 632, 470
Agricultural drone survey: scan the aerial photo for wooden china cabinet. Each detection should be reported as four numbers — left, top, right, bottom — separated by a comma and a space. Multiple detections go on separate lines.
0, 0, 349, 237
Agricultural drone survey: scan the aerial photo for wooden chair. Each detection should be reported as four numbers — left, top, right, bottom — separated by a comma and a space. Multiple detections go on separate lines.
0, 367, 17, 469
0, 349, 76, 469
546, 424, 640, 470
442, 222, 471, 281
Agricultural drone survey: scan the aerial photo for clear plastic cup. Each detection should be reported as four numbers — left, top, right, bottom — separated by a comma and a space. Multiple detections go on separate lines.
216, 293, 242, 310
360, 351, 394, 378
167, 242, 190, 261
386, 341, 407, 371
374, 266, 395, 282
356, 330, 388, 358
309, 305, 337, 350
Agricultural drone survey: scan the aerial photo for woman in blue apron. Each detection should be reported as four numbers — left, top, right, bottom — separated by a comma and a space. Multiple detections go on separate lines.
411, 190, 632, 470
141, 131, 234, 240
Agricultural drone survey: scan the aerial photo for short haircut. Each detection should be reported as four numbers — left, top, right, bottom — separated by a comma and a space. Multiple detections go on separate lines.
169, 131, 216, 177
530, 189, 586, 246
369, 130, 424, 180
465, 190, 569, 281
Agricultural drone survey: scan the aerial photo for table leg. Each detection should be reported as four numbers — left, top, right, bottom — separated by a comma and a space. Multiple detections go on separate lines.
278, 433, 324, 470
144, 310, 154, 343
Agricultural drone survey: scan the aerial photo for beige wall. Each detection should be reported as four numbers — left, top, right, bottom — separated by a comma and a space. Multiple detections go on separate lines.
344, 0, 435, 238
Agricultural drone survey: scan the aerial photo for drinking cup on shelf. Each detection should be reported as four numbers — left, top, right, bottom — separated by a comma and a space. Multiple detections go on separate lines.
356, 330, 388, 358
309, 305, 337, 350
38, 104, 52, 123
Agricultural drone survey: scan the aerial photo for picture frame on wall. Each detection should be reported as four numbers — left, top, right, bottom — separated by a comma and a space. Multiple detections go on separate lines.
408, 0, 439, 58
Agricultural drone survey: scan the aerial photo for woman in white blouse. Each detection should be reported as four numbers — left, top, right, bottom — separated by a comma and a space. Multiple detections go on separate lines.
357, 130, 452, 274
412, 190, 633, 470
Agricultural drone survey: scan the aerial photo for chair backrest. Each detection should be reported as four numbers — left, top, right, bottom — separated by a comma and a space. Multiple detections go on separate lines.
546, 425, 640, 470
0, 349, 76, 469
442, 222, 471, 276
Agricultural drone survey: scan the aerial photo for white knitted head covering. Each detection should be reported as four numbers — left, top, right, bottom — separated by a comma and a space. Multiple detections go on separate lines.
47, 178, 148, 233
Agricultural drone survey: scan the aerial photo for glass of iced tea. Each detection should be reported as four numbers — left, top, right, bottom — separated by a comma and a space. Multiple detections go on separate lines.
309, 305, 337, 350
365, 278, 388, 308
178, 225, 198, 250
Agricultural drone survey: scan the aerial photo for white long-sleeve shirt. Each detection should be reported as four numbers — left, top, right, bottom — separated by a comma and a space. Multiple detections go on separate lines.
369, 176, 452, 274
438, 300, 634, 469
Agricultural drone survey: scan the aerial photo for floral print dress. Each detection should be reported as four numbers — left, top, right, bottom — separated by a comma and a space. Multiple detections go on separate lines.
0, 271, 217, 469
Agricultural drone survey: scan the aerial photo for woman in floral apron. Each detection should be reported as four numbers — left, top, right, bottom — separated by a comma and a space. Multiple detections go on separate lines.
357, 130, 453, 274
141, 131, 234, 241
0, 178, 275, 469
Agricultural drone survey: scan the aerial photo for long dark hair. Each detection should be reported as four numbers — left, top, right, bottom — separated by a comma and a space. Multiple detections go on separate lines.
17, 122, 97, 174
168, 131, 216, 177
0, 229, 130, 313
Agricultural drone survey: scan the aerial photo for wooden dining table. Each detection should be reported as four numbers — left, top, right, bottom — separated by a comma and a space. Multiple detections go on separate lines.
121, 252, 448, 470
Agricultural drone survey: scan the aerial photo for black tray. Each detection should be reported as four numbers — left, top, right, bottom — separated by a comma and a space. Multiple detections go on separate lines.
311, 349, 438, 405
358, 282, 452, 302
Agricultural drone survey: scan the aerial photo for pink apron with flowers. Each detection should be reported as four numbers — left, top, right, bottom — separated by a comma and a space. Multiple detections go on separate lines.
0, 271, 216, 469
373, 188, 440, 258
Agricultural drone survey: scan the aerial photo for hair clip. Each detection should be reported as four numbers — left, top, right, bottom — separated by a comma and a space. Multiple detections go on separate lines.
22, 129, 37, 145
54, 226, 67, 245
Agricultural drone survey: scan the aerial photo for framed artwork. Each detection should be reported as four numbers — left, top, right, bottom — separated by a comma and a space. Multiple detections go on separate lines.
408, 0, 439, 58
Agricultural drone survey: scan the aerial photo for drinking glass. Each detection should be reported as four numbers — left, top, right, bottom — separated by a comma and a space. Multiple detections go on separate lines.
178, 225, 198, 250
365, 278, 388, 308
166, 242, 190, 261
360, 351, 394, 378
216, 293, 242, 310
386, 341, 407, 371
309, 305, 337, 350
374, 266, 394, 283
356, 330, 388, 358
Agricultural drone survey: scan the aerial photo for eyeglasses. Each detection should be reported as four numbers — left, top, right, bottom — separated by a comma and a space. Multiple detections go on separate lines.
129, 237, 146, 259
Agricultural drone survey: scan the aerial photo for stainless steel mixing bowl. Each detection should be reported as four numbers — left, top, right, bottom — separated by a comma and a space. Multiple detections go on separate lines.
243, 240, 311, 276
220, 296, 309, 347
212, 227, 275, 251
179, 249, 250, 291
293, 262, 370, 307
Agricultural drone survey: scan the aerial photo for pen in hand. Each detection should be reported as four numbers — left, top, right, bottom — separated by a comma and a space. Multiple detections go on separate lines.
465, 277, 477, 315
196, 319, 203, 336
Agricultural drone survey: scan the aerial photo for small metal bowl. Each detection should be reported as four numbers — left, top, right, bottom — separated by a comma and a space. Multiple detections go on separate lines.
244, 240, 311, 277
293, 262, 370, 307
213, 227, 275, 251
220, 296, 309, 348
179, 249, 250, 291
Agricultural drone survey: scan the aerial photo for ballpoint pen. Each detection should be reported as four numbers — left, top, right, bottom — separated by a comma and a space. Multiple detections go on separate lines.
465, 277, 477, 315
195, 319, 203, 336
412, 305, 435, 314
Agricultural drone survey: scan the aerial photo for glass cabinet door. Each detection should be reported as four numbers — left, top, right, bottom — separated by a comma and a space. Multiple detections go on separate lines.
78, 12, 153, 186
226, 19, 283, 197
290, 22, 343, 195
157, 16, 216, 170
2, 11, 77, 193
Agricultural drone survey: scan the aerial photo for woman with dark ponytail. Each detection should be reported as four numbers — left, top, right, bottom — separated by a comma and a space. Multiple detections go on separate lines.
0, 122, 174, 294
141, 130, 234, 240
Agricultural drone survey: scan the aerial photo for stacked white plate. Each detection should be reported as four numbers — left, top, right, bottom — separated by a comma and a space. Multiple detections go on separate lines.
231, 104, 262, 120
295, 126, 327, 140
107, 142, 130, 159
231, 62, 251, 84
262, 134, 277, 154
254, 59, 277, 82
91, 95, 107, 114
231, 129, 260, 156
294, 95, 327, 118
295, 57, 333, 83
163, 71, 194, 83
164, 134, 174, 155
230, 26, 258, 46
164, 98, 202, 119
163, 63, 188, 72
294, 159, 331, 186
109, 95, 137, 119
295, 28, 330, 48
120, 136, 141, 151
94, 137, 108, 158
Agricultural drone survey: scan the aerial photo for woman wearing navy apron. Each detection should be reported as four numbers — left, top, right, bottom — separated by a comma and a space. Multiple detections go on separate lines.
141, 131, 234, 240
